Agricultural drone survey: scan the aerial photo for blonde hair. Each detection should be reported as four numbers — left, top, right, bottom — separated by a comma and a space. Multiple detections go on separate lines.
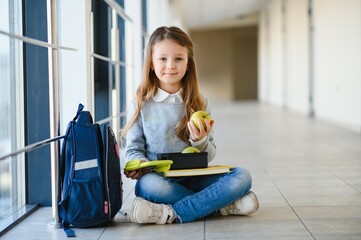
122, 26, 206, 143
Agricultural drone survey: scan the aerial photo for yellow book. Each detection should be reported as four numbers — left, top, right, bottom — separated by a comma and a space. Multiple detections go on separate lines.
162, 165, 232, 177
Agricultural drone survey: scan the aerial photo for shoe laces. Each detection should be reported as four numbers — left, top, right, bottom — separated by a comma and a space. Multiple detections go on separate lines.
224, 201, 243, 215
146, 203, 165, 223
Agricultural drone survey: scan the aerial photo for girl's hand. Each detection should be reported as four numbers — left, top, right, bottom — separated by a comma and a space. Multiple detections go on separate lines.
187, 118, 215, 142
124, 160, 151, 180
124, 168, 151, 180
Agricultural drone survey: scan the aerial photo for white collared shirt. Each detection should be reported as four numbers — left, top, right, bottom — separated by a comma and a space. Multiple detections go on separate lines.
152, 88, 183, 104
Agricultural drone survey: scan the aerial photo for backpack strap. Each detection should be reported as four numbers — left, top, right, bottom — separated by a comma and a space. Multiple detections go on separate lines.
73, 103, 84, 121
59, 122, 72, 190
59, 122, 78, 238
59, 103, 83, 199
58, 103, 85, 238
63, 222, 76, 238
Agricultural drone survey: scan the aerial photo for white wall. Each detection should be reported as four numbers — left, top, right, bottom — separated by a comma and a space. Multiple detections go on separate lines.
59, 0, 89, 132
258, 6, 268, 102
313, 0, 361, 131
267, 0, 284, 107
259, 0, 361, 133
284, 0, 310, 114
146, 0, 186, 34
124, 0, 143, 106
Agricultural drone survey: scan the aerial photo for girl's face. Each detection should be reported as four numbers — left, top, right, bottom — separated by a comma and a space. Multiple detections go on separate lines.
151, 39, 188, 93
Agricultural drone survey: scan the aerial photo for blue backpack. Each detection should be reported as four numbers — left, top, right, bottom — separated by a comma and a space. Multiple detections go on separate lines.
58, 104, 123, 237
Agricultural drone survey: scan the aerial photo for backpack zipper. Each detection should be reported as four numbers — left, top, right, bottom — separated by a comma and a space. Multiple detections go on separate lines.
105, 127, 111, 219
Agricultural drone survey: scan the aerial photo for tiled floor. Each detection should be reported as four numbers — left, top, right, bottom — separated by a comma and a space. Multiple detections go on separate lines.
3, 101, 361, 239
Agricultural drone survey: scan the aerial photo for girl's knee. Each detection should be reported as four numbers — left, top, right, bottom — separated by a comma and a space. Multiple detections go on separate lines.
230, 167, 252, 191
135, 173, 173, 201
135, 173, 161, 195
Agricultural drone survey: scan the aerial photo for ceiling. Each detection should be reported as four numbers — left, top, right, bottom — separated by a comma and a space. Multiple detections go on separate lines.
173, 0, 269, 30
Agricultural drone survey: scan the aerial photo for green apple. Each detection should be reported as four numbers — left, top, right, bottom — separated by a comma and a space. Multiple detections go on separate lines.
190, 110, 212, 130
182, 146, 200, 153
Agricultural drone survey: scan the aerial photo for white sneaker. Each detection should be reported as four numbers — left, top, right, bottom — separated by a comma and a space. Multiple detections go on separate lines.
131, 197, 176, 224
220, 191, 259, 216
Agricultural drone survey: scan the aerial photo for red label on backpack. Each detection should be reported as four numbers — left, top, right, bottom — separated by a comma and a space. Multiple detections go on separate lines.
104, 201, 109, 214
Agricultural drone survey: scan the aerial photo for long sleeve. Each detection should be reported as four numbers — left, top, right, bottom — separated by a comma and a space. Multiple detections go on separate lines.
124, 103, 149, 162
124, 100, 189, 162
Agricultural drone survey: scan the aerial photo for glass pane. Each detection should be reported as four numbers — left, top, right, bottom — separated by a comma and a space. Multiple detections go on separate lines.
119, 65, 126, 128
94, 57, 111, 121
0, 0, 24, 222
92, 0, 111, 58
93, 0, 112, 122
0, 0, 12, 220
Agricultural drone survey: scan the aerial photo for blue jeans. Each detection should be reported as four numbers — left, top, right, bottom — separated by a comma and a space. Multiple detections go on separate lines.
134, 167, 252, 223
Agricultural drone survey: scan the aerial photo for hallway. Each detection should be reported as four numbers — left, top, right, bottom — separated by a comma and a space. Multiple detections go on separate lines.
3, 102, 361, 239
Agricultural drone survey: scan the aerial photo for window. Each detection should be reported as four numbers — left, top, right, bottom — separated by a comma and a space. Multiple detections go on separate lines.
92, 0, 126, 133
0, 0, 147, 234
0, 0, 26, 222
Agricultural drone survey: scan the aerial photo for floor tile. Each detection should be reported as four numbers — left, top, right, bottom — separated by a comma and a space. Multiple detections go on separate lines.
205, 207, 313, 240
294, 206, 361, 240
102, 221, 205, 240
1, 207, 104, 240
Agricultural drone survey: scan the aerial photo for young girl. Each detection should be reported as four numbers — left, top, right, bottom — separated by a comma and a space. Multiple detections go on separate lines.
122, 26, 259, 224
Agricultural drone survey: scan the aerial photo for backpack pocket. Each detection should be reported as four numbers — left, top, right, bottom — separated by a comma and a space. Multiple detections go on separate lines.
66, 176, 108, 227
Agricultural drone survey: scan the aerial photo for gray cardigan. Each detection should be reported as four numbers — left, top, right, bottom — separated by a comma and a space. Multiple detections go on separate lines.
124, 99, 216, 162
